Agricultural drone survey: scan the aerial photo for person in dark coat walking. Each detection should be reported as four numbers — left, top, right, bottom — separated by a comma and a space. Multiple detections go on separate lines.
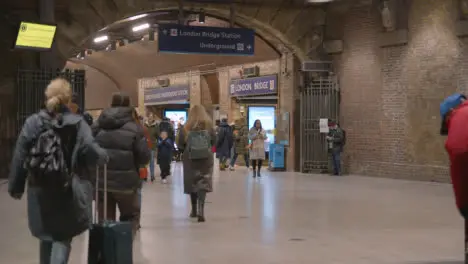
92, 92, 150, 236
216, 118, 233, 170
157, 131, 173, 184
8, 78, 108, 264
229, 117, 250, 170
178, 105, 216, 222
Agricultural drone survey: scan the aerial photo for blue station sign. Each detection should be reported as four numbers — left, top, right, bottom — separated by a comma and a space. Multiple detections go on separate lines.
158, 24, 255, 56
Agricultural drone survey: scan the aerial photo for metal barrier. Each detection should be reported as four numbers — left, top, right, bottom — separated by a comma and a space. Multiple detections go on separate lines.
300, 74, 340, 173
0, 69, 86, 179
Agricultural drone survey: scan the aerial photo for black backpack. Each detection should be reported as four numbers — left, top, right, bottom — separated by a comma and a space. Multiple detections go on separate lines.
24, 114, 76, 190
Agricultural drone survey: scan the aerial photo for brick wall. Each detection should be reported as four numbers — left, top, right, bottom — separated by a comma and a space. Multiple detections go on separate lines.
335, 0, 465, 182
217, 59, 280, 122
137, 71, 200, 116
65, 61, 120, 110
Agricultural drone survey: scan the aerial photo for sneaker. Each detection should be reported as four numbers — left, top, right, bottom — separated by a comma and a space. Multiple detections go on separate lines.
162, 179, 168, 184
229, 166, 235, 171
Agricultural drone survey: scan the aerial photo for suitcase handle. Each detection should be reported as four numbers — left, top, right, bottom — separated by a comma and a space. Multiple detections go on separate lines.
94, 164, 108, 224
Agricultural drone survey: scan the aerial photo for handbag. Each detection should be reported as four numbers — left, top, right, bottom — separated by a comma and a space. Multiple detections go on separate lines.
139, 167, 148, 180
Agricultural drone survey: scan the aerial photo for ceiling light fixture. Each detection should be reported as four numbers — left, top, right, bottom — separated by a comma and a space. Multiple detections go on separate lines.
132, 23, 150, 32
128, 14, 148, 21
199, 9, 205, 24
93, 35, 108, 43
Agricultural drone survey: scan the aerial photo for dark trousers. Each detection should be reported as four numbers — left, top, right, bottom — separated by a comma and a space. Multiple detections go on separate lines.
230, 152, 250, 168
97, 191, 140, 237
39, 239, 71, 264
159, 159, 171, 179
251, 159, 263, 171
331, 149, 342, 175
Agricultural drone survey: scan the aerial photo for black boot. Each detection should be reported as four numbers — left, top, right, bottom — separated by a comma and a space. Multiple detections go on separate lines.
252, 169, 257, 178
197, 191, 206, 222
257, 169, 261, 177
190, 193, 198, 218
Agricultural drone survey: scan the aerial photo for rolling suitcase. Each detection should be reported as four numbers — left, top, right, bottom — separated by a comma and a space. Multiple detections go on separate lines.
88, 164, 133, 264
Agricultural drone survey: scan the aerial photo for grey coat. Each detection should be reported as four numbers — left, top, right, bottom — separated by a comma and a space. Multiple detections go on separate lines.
178, 126, 216, 194
8, 110, 107, 241
248, 127, 267, 160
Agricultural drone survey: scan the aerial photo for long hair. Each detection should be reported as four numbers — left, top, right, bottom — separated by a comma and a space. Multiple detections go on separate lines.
252, 119, 262, 130
185, 105, 212, 132
44, 78, 72, 112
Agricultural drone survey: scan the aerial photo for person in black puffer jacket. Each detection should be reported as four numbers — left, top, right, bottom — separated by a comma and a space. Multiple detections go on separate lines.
216, 118, 233, 170
92, 92, 150, 236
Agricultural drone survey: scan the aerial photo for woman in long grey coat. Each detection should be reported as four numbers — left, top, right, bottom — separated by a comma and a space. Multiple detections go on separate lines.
8, 78, 107, 264
249, 119, 267, 178
178, 105, 215, 223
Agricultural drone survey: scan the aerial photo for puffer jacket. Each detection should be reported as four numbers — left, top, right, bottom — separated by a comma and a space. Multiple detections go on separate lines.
216, 121, 233, 158
93, 107, 150, 192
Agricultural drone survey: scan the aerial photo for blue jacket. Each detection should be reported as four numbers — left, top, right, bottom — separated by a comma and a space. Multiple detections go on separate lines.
8, 109, 107, 241
158, 138, 173, 162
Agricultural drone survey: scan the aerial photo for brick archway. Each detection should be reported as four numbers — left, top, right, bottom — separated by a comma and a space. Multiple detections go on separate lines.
56, 1, 326, 62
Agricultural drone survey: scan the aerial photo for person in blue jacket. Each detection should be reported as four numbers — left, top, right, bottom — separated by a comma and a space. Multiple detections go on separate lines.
157, 131, 173, 184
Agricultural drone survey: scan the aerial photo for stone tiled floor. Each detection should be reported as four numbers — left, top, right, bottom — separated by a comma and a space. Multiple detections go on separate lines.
0, 163, 464, 264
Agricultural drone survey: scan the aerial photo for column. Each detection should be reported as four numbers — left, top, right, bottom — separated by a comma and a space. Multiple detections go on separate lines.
39, 0, 58, 68
278, 50, 296, 171
188, 71, 201, 106
217, 68, 231, 119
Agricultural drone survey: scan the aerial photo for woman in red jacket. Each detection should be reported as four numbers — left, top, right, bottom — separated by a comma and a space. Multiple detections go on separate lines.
441, 93, 468, 218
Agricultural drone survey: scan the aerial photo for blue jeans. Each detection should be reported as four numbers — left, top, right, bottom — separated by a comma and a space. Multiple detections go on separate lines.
148, 150, 155, 180
39, 239, 72, 264
331, 149, 342, 175
230, 152, 250, 168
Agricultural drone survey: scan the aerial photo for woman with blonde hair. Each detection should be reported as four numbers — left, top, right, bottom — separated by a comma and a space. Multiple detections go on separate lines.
8, 78, 108, 264
178, 105, 215, 222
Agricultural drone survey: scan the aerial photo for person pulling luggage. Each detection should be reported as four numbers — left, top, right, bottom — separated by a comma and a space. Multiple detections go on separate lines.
92, 92, 150, 236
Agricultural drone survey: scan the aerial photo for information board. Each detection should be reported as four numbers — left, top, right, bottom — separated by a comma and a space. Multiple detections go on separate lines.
158, 24, 255, 56
15, 22, 57, 50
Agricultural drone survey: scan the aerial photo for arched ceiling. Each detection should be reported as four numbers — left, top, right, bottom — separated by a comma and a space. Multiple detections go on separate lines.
67, 16, 280, 106
54, 0, 362, 106
55, 0, 335, 63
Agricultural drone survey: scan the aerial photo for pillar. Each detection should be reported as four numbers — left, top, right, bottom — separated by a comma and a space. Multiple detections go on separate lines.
39, 0, 60, 69
217, 68, 231, 119
278, 50, 296, 171
189, 71, 201, 107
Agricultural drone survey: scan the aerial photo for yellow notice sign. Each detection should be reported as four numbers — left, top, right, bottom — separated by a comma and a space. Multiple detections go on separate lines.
15, 22, 57, 50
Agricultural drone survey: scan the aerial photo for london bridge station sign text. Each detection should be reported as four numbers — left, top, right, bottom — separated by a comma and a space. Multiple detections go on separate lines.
158, 24, 255, 56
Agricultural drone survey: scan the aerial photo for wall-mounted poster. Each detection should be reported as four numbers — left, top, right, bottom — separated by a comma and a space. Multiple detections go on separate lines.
319, 118, 329, 133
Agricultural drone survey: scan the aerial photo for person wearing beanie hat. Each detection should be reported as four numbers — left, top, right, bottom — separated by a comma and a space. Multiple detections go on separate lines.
441, 93, 468, 219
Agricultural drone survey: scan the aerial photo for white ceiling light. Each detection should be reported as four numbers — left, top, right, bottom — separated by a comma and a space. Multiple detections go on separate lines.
132, 23, 150, 32
93, 35, 108, 43
128, 14, 148, 21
